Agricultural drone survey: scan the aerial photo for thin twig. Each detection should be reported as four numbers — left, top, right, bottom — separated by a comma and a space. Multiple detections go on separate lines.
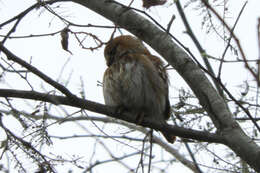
148, 130, 153, 173
136, 134, 147, 173
0, 113, 55, 172
166, 14, 175, 33
175, 0, 224, 97
218, 1, 248, 78
0, 43, 76, 98
183, 142, 203, 173
201, 1, 257, 84
205, 54, 258, 63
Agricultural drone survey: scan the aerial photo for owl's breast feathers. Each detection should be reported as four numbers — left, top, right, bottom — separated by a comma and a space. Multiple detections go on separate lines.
103, 35, 175, 143
103, 53, 170, 121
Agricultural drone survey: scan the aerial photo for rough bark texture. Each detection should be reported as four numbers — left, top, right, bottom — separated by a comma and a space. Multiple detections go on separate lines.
69, 0, 260, 171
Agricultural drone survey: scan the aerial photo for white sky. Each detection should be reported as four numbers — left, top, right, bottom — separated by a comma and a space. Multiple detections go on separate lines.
0, 0, 259, 172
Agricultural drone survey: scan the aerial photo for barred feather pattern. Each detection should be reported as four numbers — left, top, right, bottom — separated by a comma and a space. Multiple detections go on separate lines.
103, 35, 175, 143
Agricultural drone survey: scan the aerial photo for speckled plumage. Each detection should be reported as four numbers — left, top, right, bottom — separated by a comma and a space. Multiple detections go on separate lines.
103, 35, 175, 143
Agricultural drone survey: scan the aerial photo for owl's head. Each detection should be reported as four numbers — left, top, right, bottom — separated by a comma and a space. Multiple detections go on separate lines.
104, 35, 150, 66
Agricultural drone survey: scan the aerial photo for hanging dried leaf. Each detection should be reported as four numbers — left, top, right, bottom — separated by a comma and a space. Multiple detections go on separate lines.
142, 0, 167, 9
60, 28, 72, 55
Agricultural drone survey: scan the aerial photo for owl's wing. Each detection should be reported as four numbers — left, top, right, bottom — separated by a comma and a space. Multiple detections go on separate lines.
103, 53, 167, 121
148, 55, 171, 120
103, 53, 147, 108
103, 64, 123, 107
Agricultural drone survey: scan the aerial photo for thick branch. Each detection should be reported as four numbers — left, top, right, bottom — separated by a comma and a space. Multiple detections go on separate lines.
66, 0, 260, 171
0, 88, 224, 143
1, 0, 260, 171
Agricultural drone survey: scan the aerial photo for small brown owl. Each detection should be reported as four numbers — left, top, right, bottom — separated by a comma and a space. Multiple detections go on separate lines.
103, 35, 175, 143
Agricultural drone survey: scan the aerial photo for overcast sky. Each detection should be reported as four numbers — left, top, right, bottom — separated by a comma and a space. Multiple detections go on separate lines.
0, 0, 259, 172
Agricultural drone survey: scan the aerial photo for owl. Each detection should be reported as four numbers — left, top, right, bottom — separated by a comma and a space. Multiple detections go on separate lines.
103, 35, 175, 143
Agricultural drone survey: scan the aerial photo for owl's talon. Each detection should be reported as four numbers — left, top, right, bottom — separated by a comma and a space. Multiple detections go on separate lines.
135, 112, 145, 125
115, 105, 126, 115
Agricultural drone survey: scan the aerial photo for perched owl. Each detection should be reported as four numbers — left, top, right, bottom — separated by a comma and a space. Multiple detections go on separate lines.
103, 35, 175, 143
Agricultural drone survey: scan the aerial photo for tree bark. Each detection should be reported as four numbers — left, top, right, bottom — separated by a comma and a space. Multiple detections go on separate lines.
67, 0, 260, 171
0, 88, 223, 143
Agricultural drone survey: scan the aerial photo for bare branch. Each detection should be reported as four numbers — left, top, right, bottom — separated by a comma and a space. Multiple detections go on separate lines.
0, 88, 224, 143
65, 0, 260, 171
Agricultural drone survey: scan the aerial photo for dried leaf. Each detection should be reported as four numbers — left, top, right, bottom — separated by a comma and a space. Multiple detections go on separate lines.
60, 28, 73, 55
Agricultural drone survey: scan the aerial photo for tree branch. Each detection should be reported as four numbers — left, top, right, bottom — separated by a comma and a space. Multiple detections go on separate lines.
0, 43, 75, 98
1, 0, 260, 171
62, 0, 260, 171
0, 109, 203, 173
175, 0, 223, 98
0, 88, 224, 144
